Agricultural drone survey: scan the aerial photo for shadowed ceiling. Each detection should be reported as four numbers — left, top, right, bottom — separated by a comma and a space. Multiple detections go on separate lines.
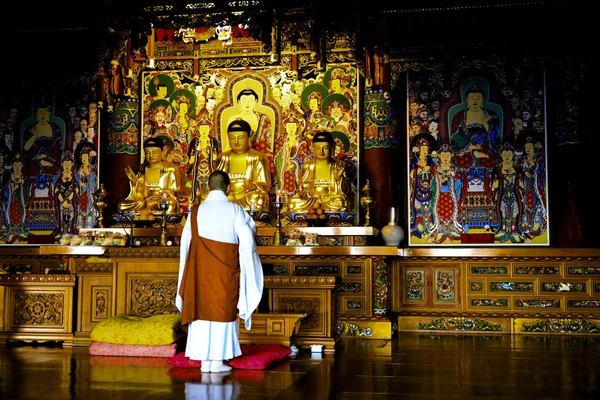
2, 1, 588, 78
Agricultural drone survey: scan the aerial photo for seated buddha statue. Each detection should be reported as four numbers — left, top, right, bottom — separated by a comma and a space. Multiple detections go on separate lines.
117, 137, 181, 218
288, 131, 352, 213
215, 119, 271, 211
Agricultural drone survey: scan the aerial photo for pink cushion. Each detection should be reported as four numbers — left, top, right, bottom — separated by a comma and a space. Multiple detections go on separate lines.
89, 341, 178, 358
167, 344, 292, 370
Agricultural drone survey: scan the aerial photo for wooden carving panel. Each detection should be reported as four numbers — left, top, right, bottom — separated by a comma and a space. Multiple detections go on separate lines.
338, 278, 366, 315
116, 262, 179, 316
2, 284, 74, 335
392, 261, 462, 310
466, 261, 599, 313
14, 292, 64, 326
290, 259, 372, 318
271, 289, 328, 337
93, 288, 109, 320
76, 274, 113, 335
128, 277, 179, 317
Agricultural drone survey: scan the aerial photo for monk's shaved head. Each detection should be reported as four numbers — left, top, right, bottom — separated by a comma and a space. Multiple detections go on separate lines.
209, 170, 230, 191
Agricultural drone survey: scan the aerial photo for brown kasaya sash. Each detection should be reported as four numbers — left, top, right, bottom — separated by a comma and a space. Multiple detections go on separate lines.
179, 206, 240, 329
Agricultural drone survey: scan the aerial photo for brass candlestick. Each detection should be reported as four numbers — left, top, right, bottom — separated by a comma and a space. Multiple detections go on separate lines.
93, 183, 109, 228
273, 196, 283, 245
359, 179, 376, 227
159, 198, 169, 246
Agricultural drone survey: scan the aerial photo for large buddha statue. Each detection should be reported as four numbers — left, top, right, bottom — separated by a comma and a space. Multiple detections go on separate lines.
215, 119, 271, 211
117, 137, 181, 218
288, 131, 352, 213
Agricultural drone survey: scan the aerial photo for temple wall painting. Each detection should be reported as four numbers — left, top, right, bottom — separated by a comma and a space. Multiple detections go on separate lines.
394, 60, 550, 246
0, 84, 101, 244
138, 64, 360, 226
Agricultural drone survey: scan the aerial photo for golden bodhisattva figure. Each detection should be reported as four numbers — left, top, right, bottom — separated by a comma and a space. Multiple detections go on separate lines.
288, 131, 352, 213
215, 119, 271, 211
117, 137, 181, 218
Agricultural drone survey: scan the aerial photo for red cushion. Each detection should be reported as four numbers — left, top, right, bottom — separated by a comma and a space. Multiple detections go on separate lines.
227, 344, 292, 370
167, 351, 202, 368
166, 344, 292, 370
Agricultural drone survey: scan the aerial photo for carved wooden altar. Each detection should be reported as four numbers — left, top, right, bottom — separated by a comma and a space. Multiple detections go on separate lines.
68, 244, 397, 346
393, 248, 600, 335
0, 274, 76, 345
2, 245, 600, 347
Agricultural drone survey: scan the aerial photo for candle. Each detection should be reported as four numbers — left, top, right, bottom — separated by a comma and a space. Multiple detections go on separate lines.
250, 201, 255, 213
389, 207, 396, 223
275, 190, 281, 204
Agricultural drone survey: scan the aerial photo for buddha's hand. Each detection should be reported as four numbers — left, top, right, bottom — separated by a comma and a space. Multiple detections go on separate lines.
124, 166, 138, 184
159, 189, 175, 199
334, 164, 346, 179
245, 181, 266, 193
483, 110, 492, 121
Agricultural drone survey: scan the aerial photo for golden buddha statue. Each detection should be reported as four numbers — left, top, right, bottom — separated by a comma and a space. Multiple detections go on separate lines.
288, 131, 352, 213
117, 137, 181, 218
215, 119, 271, 211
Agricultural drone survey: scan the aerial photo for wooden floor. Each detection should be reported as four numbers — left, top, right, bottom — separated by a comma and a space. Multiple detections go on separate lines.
0, 333, 599, 399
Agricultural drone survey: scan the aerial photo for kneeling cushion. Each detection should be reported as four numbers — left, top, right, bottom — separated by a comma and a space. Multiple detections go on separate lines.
167, 344, 292, 370
90, 313, 182, 346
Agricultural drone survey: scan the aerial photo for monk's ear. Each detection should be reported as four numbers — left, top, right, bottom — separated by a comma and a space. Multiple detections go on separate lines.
226, 184, 231, 195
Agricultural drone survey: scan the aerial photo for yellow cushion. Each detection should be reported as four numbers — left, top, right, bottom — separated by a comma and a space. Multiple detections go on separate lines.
90, 314, 182, 345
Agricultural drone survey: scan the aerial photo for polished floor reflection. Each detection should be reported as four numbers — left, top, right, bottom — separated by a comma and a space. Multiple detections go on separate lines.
1, 333, 599, 399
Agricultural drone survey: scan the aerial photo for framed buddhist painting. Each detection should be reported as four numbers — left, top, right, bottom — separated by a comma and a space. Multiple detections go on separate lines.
1, 86, 100, 243
400, 59, 550, 246
138, 64, 360, 224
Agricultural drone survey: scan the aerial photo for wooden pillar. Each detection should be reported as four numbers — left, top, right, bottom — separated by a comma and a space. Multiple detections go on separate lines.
362, 49, 401, 231
101, 99, 140, 218
363, 149, 395, 228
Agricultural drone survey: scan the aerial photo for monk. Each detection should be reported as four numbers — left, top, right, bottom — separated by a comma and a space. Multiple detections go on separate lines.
176, 170, 263, 373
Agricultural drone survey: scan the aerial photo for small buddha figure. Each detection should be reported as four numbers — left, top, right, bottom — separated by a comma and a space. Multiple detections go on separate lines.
117, 137, 181, 218
215, 119, 271, 211
288, 131, 352, 213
